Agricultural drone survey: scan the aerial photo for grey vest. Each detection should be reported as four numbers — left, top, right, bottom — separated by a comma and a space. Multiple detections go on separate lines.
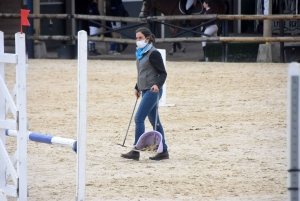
136, 47, 159, 91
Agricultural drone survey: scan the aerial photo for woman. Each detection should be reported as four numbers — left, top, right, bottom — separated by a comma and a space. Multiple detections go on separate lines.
121, 27, 169, 161
186, 0, 197, 13
87, 0, 101, 56
184, 0, 197, 25
109, 0, 124, 55
201, 0, 218, 61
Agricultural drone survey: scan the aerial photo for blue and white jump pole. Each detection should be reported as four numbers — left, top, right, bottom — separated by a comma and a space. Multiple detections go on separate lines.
5, 129, 77, 152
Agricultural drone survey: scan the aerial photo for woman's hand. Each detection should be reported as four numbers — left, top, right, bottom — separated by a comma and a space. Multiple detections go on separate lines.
135, 90, 141, 98
150, 85, 159, 93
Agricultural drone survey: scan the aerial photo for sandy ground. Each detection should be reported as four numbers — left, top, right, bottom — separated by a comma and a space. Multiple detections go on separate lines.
4, 60, 287, 201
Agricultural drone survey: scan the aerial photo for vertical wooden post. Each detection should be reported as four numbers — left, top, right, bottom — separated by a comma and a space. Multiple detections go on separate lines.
279, 0, 284, 62
71, 0, 76, 44
33, 0, 40, 36
263, 0, 272, 42
233, 0, 241, 34
98, 0, 106, 35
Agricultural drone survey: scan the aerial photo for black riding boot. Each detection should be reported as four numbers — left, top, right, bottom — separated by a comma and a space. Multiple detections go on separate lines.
149, 150, 169, 161
88, 43, 94, 56
121, 150, 140, 161
89, 43, 101, 56
199, 46, 206, 62
177, 43, 186, 53
121, 43, 128, 52
168, 43, 176, 55
116, 43, 121, 54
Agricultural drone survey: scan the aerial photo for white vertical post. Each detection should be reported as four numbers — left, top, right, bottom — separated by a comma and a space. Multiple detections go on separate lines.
76, 30, 87, 201
15, 32, 28, 201
157, 49, 175, 107
287, 62, 300, 201
0, 31, 6, 196
0, 189, 7, 201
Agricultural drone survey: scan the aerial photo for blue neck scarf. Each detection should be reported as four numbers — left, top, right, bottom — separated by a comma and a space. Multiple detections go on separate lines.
136, 44, 152, 60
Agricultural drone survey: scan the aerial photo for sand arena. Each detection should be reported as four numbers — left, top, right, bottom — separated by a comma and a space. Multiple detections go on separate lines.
5, 60, 287, 201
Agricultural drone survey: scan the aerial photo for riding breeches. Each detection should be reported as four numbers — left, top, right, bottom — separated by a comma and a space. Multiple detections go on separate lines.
186, 0, 194, 10
111, 22, 121, 38
89, 26, 101, 46
202, 24, 218, 47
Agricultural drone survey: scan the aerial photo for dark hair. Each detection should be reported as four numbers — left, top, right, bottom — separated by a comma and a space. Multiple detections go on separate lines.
135, 27, 156, 44
203, 0, 212, 7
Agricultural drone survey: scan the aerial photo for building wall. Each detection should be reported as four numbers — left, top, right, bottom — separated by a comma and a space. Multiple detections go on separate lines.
122, 1, 149, 38
0, 0, 22, 45
40, 2, 66, 49
241, 0, 256, 33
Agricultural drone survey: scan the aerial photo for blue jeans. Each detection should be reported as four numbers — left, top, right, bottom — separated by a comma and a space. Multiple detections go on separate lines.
134, 89, 168, 151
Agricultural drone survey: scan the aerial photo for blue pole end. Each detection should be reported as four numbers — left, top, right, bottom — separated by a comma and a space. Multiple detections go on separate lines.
72, 141, 77, 154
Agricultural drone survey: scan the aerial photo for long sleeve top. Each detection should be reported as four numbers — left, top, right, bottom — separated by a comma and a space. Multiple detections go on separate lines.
87, 2, 101, 28
204, 8, 216, 27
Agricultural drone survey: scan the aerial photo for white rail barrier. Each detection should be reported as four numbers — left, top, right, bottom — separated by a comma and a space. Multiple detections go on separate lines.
157, 49, 175, 107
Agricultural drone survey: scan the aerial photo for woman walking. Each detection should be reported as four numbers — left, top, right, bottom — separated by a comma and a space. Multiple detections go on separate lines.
121, 27, 169, 161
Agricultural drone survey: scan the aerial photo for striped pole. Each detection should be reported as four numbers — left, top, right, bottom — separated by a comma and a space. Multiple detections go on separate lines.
5, 129, 77, 152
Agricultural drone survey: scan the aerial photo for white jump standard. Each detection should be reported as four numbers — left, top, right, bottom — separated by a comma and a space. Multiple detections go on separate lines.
0, 30, 87, 201
0, 31, 27, 201
157, 49, 175, 107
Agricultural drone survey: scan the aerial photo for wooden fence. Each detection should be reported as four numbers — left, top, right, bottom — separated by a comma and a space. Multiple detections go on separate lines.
0, 13, 300, 43
3, 35, 300, 43
1, 13, 300, 21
